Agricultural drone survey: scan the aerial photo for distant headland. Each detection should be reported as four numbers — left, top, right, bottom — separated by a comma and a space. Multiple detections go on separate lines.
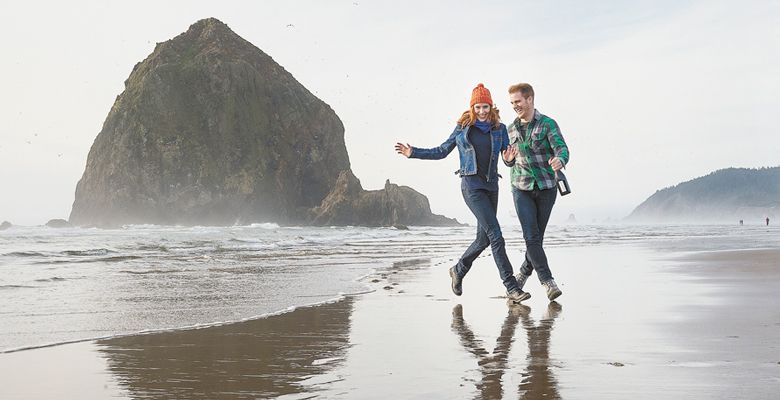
627, 166, 779, 223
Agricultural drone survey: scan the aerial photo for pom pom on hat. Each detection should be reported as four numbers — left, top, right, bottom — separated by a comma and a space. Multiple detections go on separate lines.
470, 83, 493, 107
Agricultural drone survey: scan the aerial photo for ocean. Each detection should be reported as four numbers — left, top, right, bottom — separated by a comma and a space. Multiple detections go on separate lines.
1, 223, 776, 353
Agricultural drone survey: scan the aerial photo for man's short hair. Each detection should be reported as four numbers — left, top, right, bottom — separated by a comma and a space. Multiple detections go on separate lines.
508, 83, 534, 99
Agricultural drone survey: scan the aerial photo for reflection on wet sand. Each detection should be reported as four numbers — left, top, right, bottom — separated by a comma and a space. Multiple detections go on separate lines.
451, 302, 562, 399
517, 302, 562, 399
96, 298, 354, 399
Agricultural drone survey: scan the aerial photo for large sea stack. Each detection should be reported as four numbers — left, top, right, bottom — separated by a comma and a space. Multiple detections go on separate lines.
70, 18, 459, 227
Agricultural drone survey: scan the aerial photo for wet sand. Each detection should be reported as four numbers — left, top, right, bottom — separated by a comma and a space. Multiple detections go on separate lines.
1, 245, 779, 399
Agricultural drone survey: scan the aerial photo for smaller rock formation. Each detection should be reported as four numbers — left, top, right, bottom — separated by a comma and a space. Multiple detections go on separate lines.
0, 221, 11, 230
309, 171, 461, 227
45, 219, 72, 228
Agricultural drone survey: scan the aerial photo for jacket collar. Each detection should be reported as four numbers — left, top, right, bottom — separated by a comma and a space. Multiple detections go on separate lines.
460, 123, 502, 134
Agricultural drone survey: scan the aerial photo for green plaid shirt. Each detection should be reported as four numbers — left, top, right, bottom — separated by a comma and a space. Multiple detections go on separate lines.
504, 109, 569, 191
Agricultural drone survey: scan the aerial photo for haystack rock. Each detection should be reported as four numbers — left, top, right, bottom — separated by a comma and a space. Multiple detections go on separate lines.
70, 18, 459, 227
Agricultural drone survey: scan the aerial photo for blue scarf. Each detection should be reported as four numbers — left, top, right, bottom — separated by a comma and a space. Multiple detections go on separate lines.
474, 120, 492, 134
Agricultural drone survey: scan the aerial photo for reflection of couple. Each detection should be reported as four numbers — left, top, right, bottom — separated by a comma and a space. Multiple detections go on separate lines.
396, 83, 569, 302
451, 303, 562, 399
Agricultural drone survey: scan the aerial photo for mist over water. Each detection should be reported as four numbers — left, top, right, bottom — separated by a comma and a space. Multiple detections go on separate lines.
1, 223, 777, 352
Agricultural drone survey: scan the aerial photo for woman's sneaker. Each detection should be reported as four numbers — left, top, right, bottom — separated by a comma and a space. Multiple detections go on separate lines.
542, 279, 562, 301
449, 266, 463, 296
506, 289, 531, 303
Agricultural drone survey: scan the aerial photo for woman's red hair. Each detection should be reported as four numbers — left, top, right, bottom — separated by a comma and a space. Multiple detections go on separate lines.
457, 106, 501, 129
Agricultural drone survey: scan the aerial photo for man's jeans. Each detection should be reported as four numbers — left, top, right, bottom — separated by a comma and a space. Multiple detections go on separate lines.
512, 186, 557, 283
454, 187, 520, 293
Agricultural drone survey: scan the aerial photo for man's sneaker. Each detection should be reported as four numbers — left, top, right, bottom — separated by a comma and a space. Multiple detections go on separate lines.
449, 266, 463, 296
542, 301, 562, 321
506, 289, 531, 303
507, 302, 531, 316
514, 271, 530, 291
542, 279, 562, 301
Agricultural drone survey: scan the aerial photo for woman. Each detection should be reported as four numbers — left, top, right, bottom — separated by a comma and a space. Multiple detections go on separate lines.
395, 83, 528, 302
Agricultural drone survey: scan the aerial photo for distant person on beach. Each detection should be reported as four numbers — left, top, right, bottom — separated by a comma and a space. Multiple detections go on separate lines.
395, 83, 528, 302
767, 217, 770, 226
503, 83, 569, 301
740, 219, 744, 226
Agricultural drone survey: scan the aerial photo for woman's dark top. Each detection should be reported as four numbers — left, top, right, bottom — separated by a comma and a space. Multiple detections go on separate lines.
461, 124, 498, 192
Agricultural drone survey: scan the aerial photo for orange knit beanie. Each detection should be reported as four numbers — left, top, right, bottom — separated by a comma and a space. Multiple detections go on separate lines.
470, 83, 493, 107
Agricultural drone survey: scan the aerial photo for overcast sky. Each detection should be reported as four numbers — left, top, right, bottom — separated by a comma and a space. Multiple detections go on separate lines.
1, 0, 778, 226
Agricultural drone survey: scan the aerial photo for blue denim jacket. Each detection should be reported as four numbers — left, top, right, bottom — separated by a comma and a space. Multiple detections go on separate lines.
410, 123, 509, 182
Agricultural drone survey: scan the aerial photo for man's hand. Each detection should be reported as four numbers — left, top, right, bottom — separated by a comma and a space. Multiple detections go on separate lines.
502, 146, 517, 163
394, 142, 412, 158
548, 157, 564, 171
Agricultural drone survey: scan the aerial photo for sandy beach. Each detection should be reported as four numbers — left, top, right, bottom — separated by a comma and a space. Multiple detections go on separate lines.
1, 243, 778, 399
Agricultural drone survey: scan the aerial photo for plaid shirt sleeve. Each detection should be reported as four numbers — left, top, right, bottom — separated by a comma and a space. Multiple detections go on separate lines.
546, 118, 569, 166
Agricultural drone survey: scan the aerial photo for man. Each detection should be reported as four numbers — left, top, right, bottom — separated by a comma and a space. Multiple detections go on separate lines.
503, 83, 569, 301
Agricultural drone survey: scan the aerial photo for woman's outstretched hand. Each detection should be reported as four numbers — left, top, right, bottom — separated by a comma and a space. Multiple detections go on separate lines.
395, 142, 412, 158
502, 146, 517, 163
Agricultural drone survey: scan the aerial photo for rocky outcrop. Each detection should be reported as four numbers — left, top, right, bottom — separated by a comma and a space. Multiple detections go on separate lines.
627, 167, 780, 222
69, 18, 459, 227
45, 219, 72, 228
70, 18, 348, 227
310, 171, 461, 227
0, 221, 11, 230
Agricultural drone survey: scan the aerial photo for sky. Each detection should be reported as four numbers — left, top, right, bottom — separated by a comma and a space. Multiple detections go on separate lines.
1, 0, 779, 226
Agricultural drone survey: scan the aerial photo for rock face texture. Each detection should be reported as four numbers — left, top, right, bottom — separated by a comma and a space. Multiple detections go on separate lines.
627, 167, 780, 222
70, 18, 459, 227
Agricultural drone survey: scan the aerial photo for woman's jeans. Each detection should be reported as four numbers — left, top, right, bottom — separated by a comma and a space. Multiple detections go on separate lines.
512, 186, 557, 283
454, 187, 520, 293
